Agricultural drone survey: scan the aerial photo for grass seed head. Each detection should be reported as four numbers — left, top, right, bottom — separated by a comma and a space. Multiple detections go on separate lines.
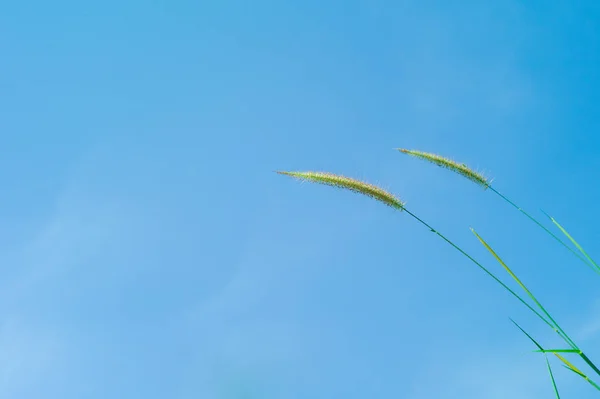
397, 148, 491, 188
276, 171, 405, 210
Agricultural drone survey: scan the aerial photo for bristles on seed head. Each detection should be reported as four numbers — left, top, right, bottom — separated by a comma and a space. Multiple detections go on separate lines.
396, 149, 491, 189
276, 171, 405, 210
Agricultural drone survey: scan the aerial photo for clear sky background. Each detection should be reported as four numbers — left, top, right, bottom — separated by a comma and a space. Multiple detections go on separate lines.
2, 1, 600, 398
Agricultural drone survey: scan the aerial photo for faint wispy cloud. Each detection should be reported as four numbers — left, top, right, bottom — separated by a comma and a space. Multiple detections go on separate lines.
0, 156, 148, 398
0, 318, 68, 398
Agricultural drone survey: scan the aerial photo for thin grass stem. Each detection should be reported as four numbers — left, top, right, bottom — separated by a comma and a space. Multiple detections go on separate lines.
488, 186, 592, 269
399, 208, 568, 341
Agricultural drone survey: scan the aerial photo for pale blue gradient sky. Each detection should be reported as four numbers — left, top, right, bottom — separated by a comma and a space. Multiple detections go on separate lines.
2, 1, 600, 398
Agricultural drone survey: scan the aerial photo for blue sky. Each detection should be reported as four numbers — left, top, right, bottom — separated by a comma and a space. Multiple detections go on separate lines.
2, 1, 600, 398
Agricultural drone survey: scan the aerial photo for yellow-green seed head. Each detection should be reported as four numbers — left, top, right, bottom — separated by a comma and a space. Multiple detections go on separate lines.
276, 171, 405, 210
397, 149, 491, 189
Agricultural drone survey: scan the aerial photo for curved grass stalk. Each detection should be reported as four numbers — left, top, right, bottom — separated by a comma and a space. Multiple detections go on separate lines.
277, 171, 562, 338
278, 169, 600, 391
396, 149, 592, 269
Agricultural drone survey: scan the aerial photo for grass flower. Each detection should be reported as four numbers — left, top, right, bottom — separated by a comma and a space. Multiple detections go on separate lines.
275, 171, 405, 210
397, 148, 491, 188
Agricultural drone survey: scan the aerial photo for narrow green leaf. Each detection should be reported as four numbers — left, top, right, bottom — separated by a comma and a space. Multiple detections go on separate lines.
510, 318, 545, 351
541, 210, 600, 275
558, 358, 600, 391
534, 349, 581, 354
546, 356, 561, 399
556, 354, 586, 377
473, 229, 577, 349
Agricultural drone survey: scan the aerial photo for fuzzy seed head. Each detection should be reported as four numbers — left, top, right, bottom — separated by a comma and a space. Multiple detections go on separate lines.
276, 171, 405, 210
397, 149, 491, 188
